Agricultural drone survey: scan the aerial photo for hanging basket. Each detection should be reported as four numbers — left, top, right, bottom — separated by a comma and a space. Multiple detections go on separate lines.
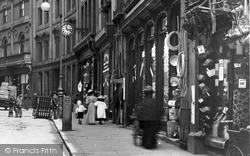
166, 31, 180, 51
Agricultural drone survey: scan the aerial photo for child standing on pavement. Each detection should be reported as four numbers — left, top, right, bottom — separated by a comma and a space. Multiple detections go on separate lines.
94, 95, 107, 125
76, 100, 86, 125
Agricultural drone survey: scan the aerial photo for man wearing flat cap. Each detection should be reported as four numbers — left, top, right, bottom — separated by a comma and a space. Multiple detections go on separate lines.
137, 85, 163, 149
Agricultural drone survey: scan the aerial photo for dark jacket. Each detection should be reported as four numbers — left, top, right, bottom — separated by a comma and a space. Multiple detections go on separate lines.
9, 97, 16, 106
137, 97, 163, 121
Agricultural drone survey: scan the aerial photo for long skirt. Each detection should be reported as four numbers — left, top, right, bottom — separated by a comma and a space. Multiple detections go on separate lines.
85, 103, 96, 124
140, 120, 160, 149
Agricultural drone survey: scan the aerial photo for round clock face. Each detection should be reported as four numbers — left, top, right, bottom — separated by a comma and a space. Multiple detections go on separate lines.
61, 23, 74, 36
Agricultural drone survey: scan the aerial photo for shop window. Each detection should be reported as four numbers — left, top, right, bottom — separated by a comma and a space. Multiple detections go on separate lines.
146, 25, 156, 92
137, 32, 144, 99
19, 33, 25, 54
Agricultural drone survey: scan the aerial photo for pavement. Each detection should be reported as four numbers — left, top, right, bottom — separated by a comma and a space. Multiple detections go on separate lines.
52, 113, 209, 156
0, 108, 70, 156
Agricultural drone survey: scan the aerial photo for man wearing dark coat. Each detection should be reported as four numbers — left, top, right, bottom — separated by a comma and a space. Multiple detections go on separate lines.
137, 85, 163, 149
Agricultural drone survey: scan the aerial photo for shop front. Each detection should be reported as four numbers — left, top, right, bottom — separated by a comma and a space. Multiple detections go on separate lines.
181, 0, 250, 155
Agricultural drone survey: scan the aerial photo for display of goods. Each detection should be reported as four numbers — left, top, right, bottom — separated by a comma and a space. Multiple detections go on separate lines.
9, 90, 17, 95
167, 121, 178, 137
169, 107, 179, 120
8, 86, 17, 91
1, 82, 9, 87
0, 90, 9, 95
0, 86, 8, 90
0, 95, 9, 99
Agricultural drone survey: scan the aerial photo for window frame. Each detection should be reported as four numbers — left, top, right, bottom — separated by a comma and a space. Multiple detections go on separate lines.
38, 7, 43, 26
20, 1, 25, 17
3, 38, 8, 57
3, 6, 7, 24
19, 33, 25, 54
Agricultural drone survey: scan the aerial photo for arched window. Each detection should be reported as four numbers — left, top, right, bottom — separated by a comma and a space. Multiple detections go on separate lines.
3, 38, 8, 57
146, 24, 156, 92
44, 40, 49, 60
19, 33, 25, 53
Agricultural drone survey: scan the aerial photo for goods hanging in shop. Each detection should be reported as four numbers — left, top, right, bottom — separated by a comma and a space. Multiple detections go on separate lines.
0, 82, 17, 110
183, 1, 250, 152
166, 31, 180, 51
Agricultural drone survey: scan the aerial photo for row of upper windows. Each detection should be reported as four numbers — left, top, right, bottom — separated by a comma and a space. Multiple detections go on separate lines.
0, 1, 26, 24
37, 0, 76, 26
0, 33, 26, 58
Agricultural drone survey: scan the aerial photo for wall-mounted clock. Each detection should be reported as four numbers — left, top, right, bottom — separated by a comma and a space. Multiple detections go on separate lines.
61, 22, 74, 37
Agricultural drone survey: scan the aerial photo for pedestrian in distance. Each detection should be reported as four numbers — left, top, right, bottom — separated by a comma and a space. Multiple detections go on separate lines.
32, 93, 37, 117
8, 94, 16, 117
16, 95, 23, 118
72, 92, 83, 117
75, 100, 87, 125
137, 85, 163, 149
52, 91, 59, 119
85, 90, 97, 125
94, 95, 108, 125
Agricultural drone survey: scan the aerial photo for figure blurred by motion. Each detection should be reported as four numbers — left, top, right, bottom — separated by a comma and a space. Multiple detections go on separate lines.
137, 85, 163, 149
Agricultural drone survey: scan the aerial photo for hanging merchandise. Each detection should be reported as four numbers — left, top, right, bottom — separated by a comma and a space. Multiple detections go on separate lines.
199, 83, 210, 96
197, 73, 207, 82
193, 45, 214, 60
170, 77, 180, 87
169, 55, 178, 66
77, 81, 82, 92
199, 106, 211, 114
176, 51, 185, 77
166, 31, 180, 51
206, 68, 216, 77
203, 58, 214, 67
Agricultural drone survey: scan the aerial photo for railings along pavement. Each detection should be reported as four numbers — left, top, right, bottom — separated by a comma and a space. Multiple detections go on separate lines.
35, 96, 52, 119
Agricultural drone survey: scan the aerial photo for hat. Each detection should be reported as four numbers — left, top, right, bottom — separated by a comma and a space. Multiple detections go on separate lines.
87, 89, 93, 93
170, 77, 179, 87
98, 95, 105, 99
53, 91, 57, 94
77, 100, 82, 105
143, 85, 154, 93
170, 55, 178, 66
